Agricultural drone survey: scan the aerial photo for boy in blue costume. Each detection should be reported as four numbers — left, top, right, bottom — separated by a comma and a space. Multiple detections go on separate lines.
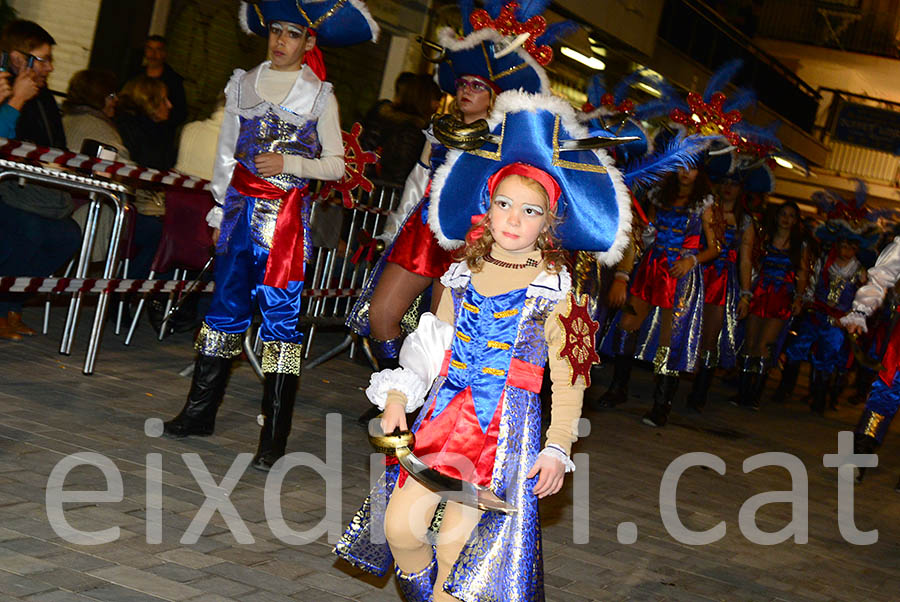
775, 184, 877, 414
159, 0, 378, 472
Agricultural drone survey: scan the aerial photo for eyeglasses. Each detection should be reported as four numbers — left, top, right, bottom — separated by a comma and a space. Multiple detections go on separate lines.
455, 78, 492, 94
27, 53, 52, 65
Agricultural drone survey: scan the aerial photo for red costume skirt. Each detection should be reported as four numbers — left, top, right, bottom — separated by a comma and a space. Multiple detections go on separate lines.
387, 203, 454, 279
703, 261, 731, 306
630, 252, 678, 309
750, 282, 792, 320
395, 353, 543, 489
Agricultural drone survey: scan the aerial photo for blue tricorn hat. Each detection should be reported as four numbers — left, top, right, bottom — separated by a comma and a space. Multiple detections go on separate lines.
429, 91, 631, 264
240, 0, 379, 46
704, 149, 775, 193
578, 74, 653, 164
812, 181, 882, 249
433, 1, 577, 96
435, 27, 548, 96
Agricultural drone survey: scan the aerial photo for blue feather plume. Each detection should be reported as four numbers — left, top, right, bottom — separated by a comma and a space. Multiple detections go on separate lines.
722, 87, 756, 113
534, 20, 579, 47
732, 120, 782, 149
515, 0, 552, 21
459, 0, 475, 34
612, 71, 645, 105
634, 99, 677, 121
703, 59, 743, 103
586, 75, 606, 108
484, 0, 505, 18
624, 135, 714, 191
855, 178, 867, 208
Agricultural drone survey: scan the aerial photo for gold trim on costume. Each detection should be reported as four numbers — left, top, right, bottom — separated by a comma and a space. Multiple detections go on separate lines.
493, 308, 519, 319
551, 116, 608, 173
194, 322, 243, 358
487, 340, 511, 350
250, 197, 282, 249
468, 114, 504, 161
462, 301, 480, 313
653, 345, 677, 376
450, 359, 468, 370
456, 331, 472, 343
262, 340, 303, 375
482, 367, 505, 376
861, 411, 886, 439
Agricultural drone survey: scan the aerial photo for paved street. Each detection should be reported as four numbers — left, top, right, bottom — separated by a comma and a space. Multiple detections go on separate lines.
1, 305, 899, 601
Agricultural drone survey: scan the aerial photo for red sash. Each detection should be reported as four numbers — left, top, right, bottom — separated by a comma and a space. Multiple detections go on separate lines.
230, 163, 308, 289
880, 317, 900, 386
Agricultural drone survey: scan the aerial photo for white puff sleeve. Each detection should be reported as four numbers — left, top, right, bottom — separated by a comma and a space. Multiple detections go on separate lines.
365, 312, 454, 412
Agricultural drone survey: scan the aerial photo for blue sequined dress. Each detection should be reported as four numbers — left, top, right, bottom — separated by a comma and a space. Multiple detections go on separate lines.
335, 260, 575, 602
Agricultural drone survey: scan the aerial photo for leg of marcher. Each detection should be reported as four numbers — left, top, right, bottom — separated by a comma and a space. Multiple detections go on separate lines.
163, 220, 254, 438
433, 500, 481, 601
385, 478, 442, 600
643, 345, 679, 427
252, 279, 305, 472
853, 378, 900, 482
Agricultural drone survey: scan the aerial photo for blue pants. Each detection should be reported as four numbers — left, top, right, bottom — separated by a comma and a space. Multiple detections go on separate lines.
856, 377, 900, 444
783, 314, 847, 373
203, 197, 304, 345
0, 202, 81, 313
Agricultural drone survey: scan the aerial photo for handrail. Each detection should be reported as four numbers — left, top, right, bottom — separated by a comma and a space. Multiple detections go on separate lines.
818, 87, 900, 111
680, 0, 820, 99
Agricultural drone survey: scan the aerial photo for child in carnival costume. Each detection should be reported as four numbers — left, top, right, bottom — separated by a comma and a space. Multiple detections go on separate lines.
334, 91, 631, 602
773, 182, 877, 414
684, 152, 766, 412
347, 1, 574, 422
595, 61, 765, 427
159, 0, 379, 471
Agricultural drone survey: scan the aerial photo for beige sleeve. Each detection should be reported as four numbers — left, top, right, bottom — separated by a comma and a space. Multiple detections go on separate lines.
281, 95, 345, 181
385, 286, 456, 410
543, 296, 586, 455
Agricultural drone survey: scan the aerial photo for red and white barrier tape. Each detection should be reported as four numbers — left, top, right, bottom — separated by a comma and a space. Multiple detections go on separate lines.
0, 138, 211, 191
0, 277, 357, 298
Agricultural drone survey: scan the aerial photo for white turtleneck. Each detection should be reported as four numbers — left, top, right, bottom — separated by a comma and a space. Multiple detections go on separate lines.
256, 65, 344, 181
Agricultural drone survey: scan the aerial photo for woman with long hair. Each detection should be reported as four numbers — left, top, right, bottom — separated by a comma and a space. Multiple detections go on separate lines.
601, 167, 720, 427
360, 73, 494, 373
735, 200, 810, 410
685, 171, 755, 412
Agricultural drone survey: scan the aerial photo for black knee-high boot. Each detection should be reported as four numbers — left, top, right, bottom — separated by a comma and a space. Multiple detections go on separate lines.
252, 341, 302, 472
643, 346, 679, 427
772, 360, 801, 404
829, 372, 847, 410
853, 432, 879, 484
164, 354, 233, 438
686, 350, 716, 413
596, 327, 636, 408
358, 335, 403, 425
733, 355, 757, 408
809, 369, 828, 417
746, 356, 768, 411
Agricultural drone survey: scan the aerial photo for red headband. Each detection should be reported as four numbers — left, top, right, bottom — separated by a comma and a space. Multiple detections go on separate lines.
487, 162, 561, 209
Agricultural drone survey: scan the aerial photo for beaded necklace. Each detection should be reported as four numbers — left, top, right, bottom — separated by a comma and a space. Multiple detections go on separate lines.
484, 253, 540, 269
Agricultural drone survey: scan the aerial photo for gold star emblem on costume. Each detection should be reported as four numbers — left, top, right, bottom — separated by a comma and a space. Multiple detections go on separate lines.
557, 293, 600, 386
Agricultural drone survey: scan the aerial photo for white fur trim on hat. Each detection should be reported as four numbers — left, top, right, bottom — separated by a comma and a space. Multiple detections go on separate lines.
429, 90, 632, 263
238, 1, 254, 35
436, 27, 550, 95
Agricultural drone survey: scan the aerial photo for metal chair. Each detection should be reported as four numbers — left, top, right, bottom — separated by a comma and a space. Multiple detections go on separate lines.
124, 188, 214, 345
